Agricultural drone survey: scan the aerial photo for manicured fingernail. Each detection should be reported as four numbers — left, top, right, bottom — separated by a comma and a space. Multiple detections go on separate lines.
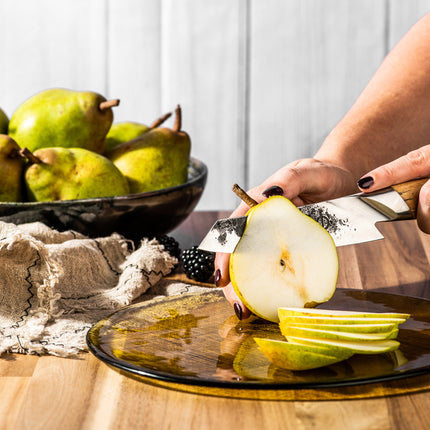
262, 185, 284, 198
234, 302, 243, 320
214, 269, 221, 286
357, 176, 374, 189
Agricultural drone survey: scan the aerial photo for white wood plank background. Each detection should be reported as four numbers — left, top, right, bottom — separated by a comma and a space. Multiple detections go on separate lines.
0, 0, 429, 210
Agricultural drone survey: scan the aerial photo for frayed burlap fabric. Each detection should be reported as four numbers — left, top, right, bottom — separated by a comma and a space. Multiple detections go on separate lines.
0, 221, 205, 357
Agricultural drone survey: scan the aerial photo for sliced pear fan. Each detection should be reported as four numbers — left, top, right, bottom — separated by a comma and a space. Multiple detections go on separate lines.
280, 325, 399, 341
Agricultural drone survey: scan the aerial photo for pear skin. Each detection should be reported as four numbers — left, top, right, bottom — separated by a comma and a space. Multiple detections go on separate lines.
0, 135, 25, 202
107, 105, 190, 193
23, 147, 129, 201
0, 108, 8, 134
9, 88, 119, 154
254, 338, 347, 370
105, 112, 172, 152
105, 122, 150, 152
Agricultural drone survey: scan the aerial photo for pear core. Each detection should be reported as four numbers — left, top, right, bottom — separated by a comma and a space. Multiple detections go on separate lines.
229, 196, 339, 322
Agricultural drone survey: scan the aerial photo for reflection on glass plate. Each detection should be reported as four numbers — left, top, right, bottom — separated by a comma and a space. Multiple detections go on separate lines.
87, 288, 430, 391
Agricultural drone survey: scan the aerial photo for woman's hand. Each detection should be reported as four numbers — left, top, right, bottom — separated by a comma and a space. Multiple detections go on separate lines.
357, 144, 430, 233
215, 158, 357, 320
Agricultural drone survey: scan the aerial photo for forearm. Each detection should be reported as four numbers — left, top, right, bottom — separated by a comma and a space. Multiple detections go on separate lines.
316, 12, 430, 181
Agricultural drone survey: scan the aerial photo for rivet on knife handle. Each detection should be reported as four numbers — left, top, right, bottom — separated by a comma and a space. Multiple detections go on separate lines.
391, 178, 428, 219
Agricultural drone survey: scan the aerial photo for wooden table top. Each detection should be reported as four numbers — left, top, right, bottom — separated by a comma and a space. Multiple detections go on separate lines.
2, 210, 430, 430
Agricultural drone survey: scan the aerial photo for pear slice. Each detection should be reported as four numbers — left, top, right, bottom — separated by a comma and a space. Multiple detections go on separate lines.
278, 315, 407, 326
278, 307, 410, 320
286, 336, 400, 355
280, 325, 399, 341
280, 321, 399, 333
229, 196, 339, 322
254, 338, 350, 370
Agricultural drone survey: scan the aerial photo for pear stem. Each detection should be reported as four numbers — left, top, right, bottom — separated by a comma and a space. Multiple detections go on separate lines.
19, 147, 42, 164
99, 99, 120, 111
173, 105, 182, 132
149, 111, 172, 129
232, 184, 258, 207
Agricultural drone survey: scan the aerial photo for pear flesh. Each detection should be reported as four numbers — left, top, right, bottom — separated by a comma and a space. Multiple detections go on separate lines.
229, 196, 339, 322
278, 307, 410, 320
24, 147, 130, 201
280, 325, 399, 341
280, 321, 399, 333
285, 336, 400, 355
9, 88, 117, 154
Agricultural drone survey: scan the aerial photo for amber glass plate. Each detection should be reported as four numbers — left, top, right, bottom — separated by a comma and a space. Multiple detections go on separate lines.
87, 288, 430, 394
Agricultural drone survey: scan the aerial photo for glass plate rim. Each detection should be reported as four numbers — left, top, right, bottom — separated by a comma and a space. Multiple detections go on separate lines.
86, 288, 430, 390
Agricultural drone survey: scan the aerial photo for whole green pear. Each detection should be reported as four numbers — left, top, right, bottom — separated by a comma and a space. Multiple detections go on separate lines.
9, 88, 119, 154
107, 105, 191, 194
105, 111, 171, 152
0, 108, 8, 134
23, 147, 130, 201
0, 135, 25, 202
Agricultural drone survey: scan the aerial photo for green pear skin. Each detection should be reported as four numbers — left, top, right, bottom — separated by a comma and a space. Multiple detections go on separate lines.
105, 122, 150, 152
9, 88, 119, 154
24, 147, 130, 201
0, 108, 8, 134
107, 106, 190, 194
105, 112, 172, 152
0, 135, 25, 202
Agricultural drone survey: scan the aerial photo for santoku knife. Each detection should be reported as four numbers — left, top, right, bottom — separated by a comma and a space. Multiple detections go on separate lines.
199, 178, 427, 253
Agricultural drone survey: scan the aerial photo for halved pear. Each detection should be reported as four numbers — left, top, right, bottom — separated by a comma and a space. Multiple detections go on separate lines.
254, 338, 350, 370
229, 196, 339, 322
278, 307, 410, 320
280, 321, 399, 334
280, 325, 399, 341
286, 336, 400, 355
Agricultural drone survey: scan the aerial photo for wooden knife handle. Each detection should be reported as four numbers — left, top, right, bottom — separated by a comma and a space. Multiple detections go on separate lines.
391, 178, 429, 218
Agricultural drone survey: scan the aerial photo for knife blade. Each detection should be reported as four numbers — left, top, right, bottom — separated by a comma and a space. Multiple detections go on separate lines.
199, 178, 427, 253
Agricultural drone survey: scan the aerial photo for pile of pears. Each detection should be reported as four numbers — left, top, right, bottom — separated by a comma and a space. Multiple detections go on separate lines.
0, 88, 191, 203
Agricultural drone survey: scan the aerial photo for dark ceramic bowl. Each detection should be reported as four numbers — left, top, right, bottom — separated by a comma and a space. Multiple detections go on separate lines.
0, 157, 207, 244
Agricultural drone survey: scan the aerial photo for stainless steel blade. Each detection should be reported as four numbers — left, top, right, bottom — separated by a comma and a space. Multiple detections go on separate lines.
198, 187, 413, 253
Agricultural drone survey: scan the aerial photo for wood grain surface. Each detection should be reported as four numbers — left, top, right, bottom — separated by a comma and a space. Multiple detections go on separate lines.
1, 211, 430, 429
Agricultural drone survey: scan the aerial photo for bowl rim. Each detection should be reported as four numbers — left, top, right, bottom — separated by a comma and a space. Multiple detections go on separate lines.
0, 157, 208, 207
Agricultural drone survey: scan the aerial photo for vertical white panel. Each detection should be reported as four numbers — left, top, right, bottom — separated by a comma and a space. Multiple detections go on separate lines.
161, 0, 248, 210
107, 0, 163, 123
248, 0, 386, 189
388, 0, 430, 49
0, 0, 107, 117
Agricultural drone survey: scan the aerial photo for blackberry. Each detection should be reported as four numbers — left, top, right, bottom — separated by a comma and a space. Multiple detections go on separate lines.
180, 246, 215, 282
156, 235, 181, 259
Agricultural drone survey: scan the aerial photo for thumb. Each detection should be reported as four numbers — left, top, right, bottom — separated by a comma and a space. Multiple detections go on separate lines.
357, 145, 430, 192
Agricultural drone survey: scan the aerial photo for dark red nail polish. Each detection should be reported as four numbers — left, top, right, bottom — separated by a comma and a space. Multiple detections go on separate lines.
357, 176, 374, 189
262, 185, 284, 198
234, 302, 243, 320
214, 269, 221, 286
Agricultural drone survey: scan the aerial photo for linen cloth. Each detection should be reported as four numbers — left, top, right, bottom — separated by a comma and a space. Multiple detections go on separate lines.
0, 221, 206, 357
